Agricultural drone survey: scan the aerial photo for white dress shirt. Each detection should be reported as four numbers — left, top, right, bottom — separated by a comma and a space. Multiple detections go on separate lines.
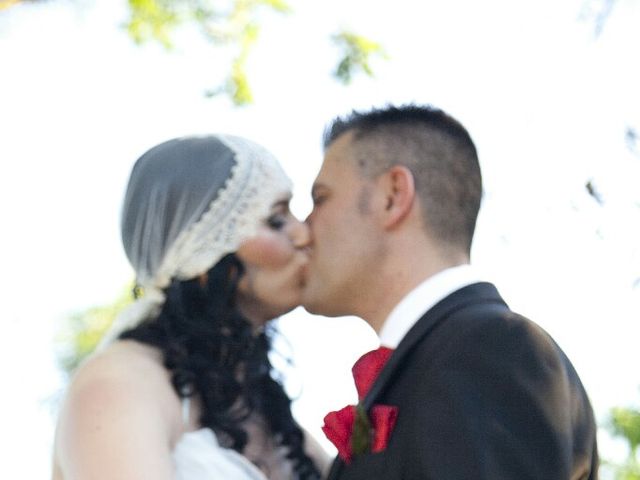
378, 264, 484, 348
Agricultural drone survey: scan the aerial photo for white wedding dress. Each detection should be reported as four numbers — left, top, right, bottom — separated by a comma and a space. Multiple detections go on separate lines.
173, 399, 294, 480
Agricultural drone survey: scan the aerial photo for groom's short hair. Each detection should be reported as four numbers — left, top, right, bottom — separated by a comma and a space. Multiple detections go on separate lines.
323, 104, 482, 256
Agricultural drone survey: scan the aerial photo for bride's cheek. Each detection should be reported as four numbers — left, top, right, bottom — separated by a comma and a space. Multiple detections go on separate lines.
264, 240, 294, 268
240, 235, 293, 268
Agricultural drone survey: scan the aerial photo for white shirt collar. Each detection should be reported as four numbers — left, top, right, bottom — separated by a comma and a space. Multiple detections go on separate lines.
378, 264, 483, 348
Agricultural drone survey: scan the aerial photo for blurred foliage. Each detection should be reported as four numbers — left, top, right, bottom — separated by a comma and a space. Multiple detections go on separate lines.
204, 17, 259, 104
585, 179, 605, 205
580, 0, 620, 36
626, 127, 639, 158
125, 0, 292, 47
55, 284, 134, 375
3, 0, 385, 105
0, 0, 21, 10
124, 0, 384, 104
332, 31, 387, 85
125, 0, 290, 105
606, 400, 640, 479
613, 466, 640, 480
611, 406, 640, 456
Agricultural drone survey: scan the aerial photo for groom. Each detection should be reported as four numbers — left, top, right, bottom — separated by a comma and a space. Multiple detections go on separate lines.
301, 104, 598, 479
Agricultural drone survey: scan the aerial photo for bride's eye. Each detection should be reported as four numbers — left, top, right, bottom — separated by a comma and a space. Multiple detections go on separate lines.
267, 213, 286, 230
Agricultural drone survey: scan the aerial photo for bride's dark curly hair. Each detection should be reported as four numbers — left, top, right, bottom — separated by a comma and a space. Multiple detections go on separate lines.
120, 253, 321, 480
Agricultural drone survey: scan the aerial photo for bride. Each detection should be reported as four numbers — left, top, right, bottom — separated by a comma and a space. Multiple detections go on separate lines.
52, 135, 329, 479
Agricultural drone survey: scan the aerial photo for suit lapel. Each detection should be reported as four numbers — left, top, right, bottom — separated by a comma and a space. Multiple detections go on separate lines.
326, 282, 506, 479
326, 457, 345, 480
362, 282, 505, 410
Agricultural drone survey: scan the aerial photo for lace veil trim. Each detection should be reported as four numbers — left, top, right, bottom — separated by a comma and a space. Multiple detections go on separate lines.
97, 134, 292, 349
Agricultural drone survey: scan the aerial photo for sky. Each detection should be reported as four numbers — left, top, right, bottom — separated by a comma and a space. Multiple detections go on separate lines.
1, 0, 639, 478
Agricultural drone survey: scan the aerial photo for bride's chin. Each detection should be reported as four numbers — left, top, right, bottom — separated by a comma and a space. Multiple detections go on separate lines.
276, 294, 304, 318
266, 283, 304, 321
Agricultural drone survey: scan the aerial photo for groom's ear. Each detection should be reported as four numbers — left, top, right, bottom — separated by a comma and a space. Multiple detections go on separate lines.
375, 165, 416, 230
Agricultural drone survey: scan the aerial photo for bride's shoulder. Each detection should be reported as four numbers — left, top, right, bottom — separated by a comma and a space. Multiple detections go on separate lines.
60, 340, 180, 428
72, 340, 166, 389
54, 342, 184, 478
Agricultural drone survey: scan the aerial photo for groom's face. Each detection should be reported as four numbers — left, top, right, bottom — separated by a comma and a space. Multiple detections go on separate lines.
302, 131, 382, 317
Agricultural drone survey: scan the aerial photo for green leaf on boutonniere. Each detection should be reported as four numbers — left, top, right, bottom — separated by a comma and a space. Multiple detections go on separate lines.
351, 404, 372, 456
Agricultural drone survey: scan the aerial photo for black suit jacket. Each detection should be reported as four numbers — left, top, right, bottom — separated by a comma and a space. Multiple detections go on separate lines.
326, 282, 598, 480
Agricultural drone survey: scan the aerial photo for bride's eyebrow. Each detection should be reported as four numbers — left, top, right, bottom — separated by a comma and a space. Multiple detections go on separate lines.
271, 199, 291, 212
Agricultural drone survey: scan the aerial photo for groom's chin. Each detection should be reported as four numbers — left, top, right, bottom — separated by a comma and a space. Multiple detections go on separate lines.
299, 296, 318, 315
300, 291, 342, 318
299, 289, 322, 316
300, 280, 343, 317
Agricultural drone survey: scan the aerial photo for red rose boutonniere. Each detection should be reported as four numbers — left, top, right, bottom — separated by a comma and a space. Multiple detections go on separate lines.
322, 347, 398, 464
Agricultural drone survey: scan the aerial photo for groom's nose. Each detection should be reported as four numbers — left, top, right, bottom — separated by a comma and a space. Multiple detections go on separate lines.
291, 218, 311, 250
304, 210, 313, 228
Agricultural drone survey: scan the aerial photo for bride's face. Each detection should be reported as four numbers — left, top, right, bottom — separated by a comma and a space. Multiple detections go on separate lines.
235, 197, 310, 326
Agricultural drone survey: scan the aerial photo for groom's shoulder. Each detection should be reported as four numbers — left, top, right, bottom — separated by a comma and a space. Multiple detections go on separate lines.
413, 288, 569, 367
437, 282, 550, 336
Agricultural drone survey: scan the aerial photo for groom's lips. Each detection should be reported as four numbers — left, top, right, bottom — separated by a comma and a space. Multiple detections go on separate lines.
299, 261, 311, 284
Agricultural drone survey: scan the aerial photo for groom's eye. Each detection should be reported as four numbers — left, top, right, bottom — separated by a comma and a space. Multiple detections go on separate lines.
312, 194, 327, 206
311, 185, 329, 207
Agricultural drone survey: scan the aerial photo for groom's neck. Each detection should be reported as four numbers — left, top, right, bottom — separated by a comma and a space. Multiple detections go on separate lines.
358, 236, 469, 333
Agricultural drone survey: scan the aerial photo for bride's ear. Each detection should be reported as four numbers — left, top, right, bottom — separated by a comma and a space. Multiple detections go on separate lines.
198, 273, 208, 289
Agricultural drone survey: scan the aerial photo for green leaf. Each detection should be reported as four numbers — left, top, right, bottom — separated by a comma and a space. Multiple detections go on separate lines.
257, 0, 291, 14
351, 404, 371, 456
332, 30, 387, 85
610, 406, 640, 458
126, 0, 180, 48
